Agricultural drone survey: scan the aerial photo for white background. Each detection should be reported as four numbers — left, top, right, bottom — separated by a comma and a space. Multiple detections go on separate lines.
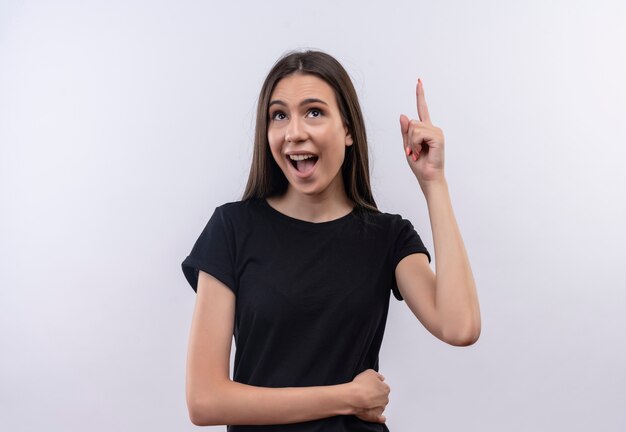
1, 1, 625, 431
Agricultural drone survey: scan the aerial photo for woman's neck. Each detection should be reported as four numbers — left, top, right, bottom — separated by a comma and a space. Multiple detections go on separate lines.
267, 182, 354, 223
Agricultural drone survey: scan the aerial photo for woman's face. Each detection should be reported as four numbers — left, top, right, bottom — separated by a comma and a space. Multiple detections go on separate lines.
267, 73, 353, 198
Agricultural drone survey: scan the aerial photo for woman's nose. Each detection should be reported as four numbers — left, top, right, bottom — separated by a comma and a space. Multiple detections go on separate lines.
285, 117, 307, 143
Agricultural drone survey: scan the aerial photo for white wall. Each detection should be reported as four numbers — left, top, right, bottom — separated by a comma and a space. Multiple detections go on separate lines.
1, 1, 625, 431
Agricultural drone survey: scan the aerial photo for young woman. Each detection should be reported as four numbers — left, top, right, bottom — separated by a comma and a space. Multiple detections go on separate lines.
182, 50, 481, 431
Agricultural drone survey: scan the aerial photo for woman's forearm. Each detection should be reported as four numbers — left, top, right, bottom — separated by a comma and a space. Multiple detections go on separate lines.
189, 380, 355, 426
422, 178, 481, 345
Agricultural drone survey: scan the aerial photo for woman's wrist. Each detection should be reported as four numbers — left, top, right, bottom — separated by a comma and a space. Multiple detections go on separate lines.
419, 176, 448, 201
334, 382, 357, 416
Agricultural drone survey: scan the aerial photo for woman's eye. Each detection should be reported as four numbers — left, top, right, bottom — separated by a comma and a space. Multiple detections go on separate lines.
271, 111, 286, 121
308, 108, 322, 118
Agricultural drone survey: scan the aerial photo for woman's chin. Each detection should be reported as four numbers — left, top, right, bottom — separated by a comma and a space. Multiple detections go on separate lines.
285, 171, 346, 199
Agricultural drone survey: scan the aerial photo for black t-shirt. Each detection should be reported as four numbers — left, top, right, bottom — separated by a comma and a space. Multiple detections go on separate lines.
182, 198, 431, 431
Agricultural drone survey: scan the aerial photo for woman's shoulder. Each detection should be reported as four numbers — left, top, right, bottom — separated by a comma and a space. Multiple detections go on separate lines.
356, 206, 410, 226
213, 198, 265, 221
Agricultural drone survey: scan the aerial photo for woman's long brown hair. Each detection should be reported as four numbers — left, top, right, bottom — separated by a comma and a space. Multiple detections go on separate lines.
241, 50, 379, 216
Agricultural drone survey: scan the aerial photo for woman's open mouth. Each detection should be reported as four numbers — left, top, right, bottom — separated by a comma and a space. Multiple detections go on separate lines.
288, 154, 318, 177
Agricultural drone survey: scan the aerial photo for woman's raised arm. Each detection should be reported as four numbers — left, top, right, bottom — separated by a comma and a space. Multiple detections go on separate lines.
396, 79, 481, 346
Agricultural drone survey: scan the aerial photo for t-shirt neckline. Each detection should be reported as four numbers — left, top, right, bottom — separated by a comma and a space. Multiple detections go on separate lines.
259, 198, 356, 229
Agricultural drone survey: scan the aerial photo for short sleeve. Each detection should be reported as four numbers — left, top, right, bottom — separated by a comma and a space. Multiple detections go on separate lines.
391, 217, 431, 301
181, 207, 237, 295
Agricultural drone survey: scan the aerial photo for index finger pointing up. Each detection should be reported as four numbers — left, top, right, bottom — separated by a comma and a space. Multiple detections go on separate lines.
416, 78, 432, 124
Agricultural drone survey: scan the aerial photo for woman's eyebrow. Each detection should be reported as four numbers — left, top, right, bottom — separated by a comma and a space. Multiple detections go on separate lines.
269, 98, 329, 108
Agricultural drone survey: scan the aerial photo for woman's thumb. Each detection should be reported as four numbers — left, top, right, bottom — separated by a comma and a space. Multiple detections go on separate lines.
399, 114, 409, 149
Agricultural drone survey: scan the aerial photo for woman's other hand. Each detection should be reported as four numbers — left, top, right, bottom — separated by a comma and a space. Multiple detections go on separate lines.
349, 369, 390, 423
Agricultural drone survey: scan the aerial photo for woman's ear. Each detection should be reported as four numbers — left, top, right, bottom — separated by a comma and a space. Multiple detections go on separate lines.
345, 132, 353, 146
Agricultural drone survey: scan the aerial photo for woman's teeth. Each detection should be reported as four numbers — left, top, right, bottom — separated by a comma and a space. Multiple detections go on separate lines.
288, 154, 318, 173
289, 154, 316, 161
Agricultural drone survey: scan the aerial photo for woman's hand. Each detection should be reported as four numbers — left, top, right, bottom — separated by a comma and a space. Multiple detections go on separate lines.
349, 369, 390, 423
399, 78, 446, 185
